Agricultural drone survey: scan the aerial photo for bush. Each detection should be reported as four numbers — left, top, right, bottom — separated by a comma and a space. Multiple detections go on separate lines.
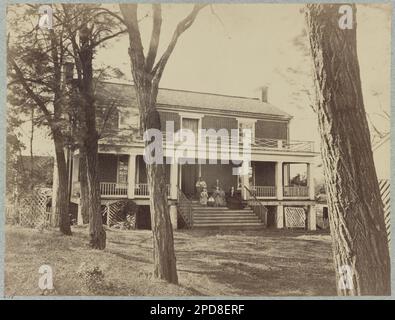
76, 262, 105, 294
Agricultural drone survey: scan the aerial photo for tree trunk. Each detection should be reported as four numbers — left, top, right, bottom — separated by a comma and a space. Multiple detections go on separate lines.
306, 4, 391, 295
79, 24, 106, 249
53, 132, 72, 235
137, 80, 178, 283
79, 149, 90, 224
86, 138, 106, 249
148, 158, 178, 284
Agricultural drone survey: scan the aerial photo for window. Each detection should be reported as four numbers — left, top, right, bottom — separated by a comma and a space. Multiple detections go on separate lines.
118, 110, 129, 129
117, 155, 128, 184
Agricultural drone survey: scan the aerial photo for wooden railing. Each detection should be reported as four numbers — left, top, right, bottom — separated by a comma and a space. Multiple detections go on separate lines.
177, 188, 193, 228
100, 182, 128, 197
244, 186, 267, 226
283, 186, 309, 197
134, 183, 149, 196
134, 133, 314, 153
134, 183, 171, 197
251, 185, 276, 198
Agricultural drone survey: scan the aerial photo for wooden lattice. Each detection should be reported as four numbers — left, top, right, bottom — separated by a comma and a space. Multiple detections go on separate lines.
379, 179, 390, 242
102, 200, 137, 229
284, 207, 306, 228
7, 188, 53, 228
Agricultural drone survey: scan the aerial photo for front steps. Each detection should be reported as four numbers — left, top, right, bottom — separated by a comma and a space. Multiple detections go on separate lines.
191, 204, 265, 229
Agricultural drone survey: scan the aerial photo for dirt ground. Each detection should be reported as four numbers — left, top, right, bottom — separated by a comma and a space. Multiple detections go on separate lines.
4, 225, 336, 297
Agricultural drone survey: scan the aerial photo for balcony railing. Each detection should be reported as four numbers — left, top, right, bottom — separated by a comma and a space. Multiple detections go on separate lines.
251, 185, 276, 198
283, 186, 309, 197
100, 182, 128, 197
134, 183, 171, 197
133, 133, 314, 153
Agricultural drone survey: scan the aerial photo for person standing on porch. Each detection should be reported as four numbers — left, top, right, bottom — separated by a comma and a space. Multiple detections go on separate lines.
200, 188, 208, 206
195, 177, 207, 199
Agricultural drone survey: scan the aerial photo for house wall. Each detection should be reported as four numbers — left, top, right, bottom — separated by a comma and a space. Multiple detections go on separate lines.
159, 111, 180, 132
201, 115, 238, 132
98, 154, 118, 182
136, 155, 170, 184
254, 162, 275, 185
255, 120, 288, 140
201, 163, 238, 192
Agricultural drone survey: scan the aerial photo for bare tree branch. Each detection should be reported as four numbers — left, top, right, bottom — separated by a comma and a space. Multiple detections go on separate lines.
119, 4, 146, 77
152, 4, 207, 85
145, 4, 162, 72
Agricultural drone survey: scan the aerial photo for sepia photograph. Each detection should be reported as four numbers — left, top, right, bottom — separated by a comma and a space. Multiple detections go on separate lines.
3, 2, 392, 298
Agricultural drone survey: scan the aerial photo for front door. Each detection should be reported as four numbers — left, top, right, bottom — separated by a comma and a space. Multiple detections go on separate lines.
181, 163, 199, 198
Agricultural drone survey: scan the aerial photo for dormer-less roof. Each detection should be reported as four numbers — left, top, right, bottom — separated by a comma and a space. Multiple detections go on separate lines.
95, 81, 292, 120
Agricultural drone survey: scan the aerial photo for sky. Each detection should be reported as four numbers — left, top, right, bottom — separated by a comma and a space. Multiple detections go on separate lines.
15, 3, 392, 156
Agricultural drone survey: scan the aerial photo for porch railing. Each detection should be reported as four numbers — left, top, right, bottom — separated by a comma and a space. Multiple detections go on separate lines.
244, 186, 267, 226
251, 185, 276, 198
134, 133, 314, 153
283, 186, 309, 197
100, 182, 128, 197
177, 188, 193, 227
134, 183, 171, 197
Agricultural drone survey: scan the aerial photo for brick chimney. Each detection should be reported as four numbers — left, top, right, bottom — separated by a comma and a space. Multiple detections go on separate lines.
260, 86, 268, 103
63, 62, 74, 85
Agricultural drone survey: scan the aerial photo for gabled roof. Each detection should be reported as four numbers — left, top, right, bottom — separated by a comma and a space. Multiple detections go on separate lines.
95, 81, 292, 120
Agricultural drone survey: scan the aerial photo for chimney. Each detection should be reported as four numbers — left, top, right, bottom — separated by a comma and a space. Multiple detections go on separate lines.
260, 86, 268, 103
63, 62, 74, 85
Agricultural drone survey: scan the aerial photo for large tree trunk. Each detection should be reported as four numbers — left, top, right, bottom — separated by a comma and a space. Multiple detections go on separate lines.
79, 24, 106, 249
86, 138, 106, 249
306, 4, 391, 295
138, 82, 178, 284
119, 2, 206, 284
79, 149, 90, 224
147, 163, 178, 283
53, 132, 72, 235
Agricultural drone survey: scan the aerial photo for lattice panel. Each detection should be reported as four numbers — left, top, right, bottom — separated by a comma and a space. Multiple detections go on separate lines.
12, 189, 52, 228
102, 200, 137, 229
379, 179, 390, 242
284, 207, 306, 228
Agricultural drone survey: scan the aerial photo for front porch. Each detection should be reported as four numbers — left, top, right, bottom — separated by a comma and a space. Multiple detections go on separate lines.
96, 154, 176, 199
71, 153, 315, 202
99, 182, 171, 198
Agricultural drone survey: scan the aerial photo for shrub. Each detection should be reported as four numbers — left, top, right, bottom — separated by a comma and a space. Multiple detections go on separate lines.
76, 262, 105, 294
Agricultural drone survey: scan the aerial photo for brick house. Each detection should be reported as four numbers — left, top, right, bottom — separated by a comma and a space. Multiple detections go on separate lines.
70, 81, 318, 230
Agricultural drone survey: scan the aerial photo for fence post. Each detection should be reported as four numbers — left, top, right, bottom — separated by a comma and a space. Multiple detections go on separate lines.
106, 202, 110, 226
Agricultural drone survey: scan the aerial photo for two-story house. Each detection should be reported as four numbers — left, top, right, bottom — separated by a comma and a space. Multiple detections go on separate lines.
70, 81, 318, 230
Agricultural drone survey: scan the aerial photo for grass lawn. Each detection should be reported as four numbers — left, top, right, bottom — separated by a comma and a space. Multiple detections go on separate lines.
4, 225, 336, 297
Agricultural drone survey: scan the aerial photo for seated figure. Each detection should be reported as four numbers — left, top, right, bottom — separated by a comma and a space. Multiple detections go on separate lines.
213, 186, 226, 207
200, 188, 208, 206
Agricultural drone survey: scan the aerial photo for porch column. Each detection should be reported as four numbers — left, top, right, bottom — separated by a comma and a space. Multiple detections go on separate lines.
241, 162, 250, 200
276, 205, 284, 228
170, 163, 178, 200
169, 204, 178, 230
51, 158, 58, 218
77, 200, 83, 225
307, 163, 315, 200
307, 205, 316, 231
275, 161, 283, 200
128, 154, 136, 199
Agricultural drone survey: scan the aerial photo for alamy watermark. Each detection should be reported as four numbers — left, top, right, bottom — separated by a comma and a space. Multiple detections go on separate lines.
143, 121, 252, 175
